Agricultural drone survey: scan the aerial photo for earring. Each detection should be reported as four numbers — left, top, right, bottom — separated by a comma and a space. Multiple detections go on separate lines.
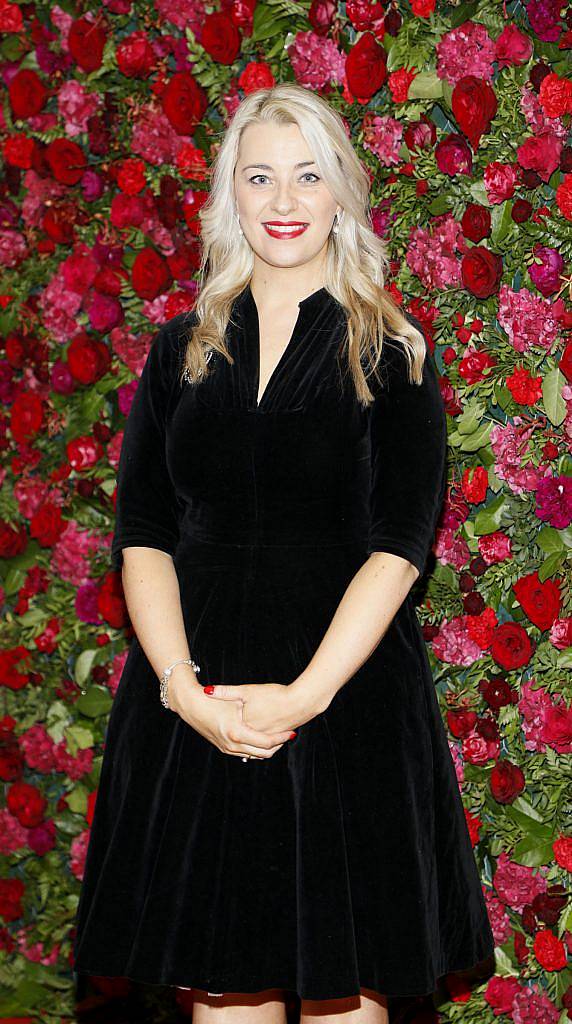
235, 211, 244, 237
332, 212, 341, 234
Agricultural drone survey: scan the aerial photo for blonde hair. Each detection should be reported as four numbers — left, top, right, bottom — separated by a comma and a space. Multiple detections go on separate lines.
179, 82, 427, 405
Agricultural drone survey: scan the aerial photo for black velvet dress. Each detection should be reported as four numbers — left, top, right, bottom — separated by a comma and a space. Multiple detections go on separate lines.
72, 285, 495, 1000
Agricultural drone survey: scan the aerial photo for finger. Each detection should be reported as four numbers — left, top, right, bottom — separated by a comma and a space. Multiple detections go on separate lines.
203, 684, 244, 701
230, 741, 286, 760
239, 723, 295, 749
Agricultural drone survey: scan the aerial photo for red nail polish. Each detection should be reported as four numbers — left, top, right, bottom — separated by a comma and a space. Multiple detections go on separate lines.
289, 731, 297, 739
203, 685, 215, 694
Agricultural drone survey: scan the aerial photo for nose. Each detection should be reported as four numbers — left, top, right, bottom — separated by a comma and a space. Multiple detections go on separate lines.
270, 180, 298, 216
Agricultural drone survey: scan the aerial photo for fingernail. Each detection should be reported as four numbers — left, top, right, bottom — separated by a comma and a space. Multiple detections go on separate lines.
289, 731, 297, 739
203, 685, 215, 694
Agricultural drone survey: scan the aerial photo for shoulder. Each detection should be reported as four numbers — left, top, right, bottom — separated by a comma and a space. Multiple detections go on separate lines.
146, 310, 198, 378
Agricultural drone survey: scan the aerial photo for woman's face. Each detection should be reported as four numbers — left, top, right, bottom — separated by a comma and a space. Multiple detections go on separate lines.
233, 121, 340, 273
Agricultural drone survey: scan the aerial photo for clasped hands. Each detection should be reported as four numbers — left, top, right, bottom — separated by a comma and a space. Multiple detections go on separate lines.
173, 674, 332, 761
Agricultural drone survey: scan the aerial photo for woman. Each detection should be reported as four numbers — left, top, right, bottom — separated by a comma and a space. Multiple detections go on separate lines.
73, 83, 495, 1022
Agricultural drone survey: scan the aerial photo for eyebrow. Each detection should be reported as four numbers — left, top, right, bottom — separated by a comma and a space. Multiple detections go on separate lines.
241, 161, 317, 172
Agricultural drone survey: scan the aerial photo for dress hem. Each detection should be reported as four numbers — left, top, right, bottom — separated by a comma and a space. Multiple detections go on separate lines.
73, 938, 496, 1002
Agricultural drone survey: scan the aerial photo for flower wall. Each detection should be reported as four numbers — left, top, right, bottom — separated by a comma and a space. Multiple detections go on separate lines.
0, 0, 571, 1021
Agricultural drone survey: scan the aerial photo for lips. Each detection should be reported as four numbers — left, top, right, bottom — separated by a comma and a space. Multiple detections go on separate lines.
262, 222, 309, 239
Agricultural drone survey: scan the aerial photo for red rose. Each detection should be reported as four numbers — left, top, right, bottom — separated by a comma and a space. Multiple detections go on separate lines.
494, 24, 534, 69
10, 391, 43, 443
116, 31, 156, 78
68, 17, 107, 73
560, 340, 572, 382
116, 158, 147, 196
0, 647, 31, 691
446, 709, 477, 737
4, 133, 36, 170
461, 203, 491, 243
533, 929, 567, 971
346, 32, 387, 101
553, 836, 572, 873
490, 759, 525, 804
97, 571, 130, 630
7, 781, 47, 828
238, 62, 276, 94
0, 726, 23, 783
161, 72, 208, 135
0, 877, 25, 922
66, 435, 104, 472
200, 11, 241, 65
461, 246, 504, 298
0, 520, 28, 559
43, 201, 78, 245
45, 138, 87, 186
29, 503, 65, 548
452, 75, 498, 150
490, 621, 533, 670
131, 246, 172, 300
8, 69, 48, 119
538, 72, 572, 118
513, 571, 561, 631
67, 333, 111, 385
435, 133, 473, 176
556, 174, 572, 222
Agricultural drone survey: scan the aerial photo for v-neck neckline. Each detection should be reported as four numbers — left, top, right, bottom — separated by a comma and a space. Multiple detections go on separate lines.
243, 283, 330, 410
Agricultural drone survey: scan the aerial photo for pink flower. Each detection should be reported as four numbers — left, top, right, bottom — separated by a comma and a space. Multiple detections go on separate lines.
493, 850, 547, 913
0, 229, 28, 268
0, 807, 29, 854
549, 617, 572, 650
535, 474, 572, 529
406, 212, 464, 291
57, 80, 101, 136
436, 20, 496, 87
362, 115, 404, 167
70, 828, 91, 881
431, 614, 485, 666
512, 982, 560, 1023
19, 724, 57, 774
288, 31, 346, 89
53, 741, 94, 781
497, 283, 561, 353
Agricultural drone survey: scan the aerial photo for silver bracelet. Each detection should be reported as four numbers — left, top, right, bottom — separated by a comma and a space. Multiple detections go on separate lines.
159, 658, 200, 710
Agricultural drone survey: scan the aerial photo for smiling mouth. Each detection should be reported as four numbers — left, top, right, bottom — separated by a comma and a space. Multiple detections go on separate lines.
262, 222, 309, 238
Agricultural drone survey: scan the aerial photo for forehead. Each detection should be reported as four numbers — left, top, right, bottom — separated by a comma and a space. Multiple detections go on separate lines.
237, 122, 316, 167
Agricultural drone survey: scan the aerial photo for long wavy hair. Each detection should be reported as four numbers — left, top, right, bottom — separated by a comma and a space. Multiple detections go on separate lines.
178, 82, 427, 405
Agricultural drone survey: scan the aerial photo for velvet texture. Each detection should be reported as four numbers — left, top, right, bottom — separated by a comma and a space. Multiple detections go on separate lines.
73, 286, 495, 1000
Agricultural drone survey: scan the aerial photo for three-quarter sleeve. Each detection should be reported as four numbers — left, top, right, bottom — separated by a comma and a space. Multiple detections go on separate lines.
110, 321, 181, 572
367, 316, 448, 578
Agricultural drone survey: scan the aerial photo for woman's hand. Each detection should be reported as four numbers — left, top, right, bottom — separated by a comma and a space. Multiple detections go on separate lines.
202, 680, 327, 733
171, 676, 294, 760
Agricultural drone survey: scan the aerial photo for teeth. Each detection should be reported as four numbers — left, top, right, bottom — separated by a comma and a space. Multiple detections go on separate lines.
265, 224, 307, 232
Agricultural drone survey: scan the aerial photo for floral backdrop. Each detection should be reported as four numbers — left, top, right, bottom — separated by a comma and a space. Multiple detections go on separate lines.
0, 0, 571, 1021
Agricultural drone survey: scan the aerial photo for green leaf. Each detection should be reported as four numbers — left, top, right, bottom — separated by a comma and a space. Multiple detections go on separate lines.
536, 526, 565, 555
64, 723, 94, 754
542, 366, 566, 426
538, 551, 565, 582
74, 648, 98, 687
473, 494, 506, 534
75, 685, 113, 719
407, 72, 444, 100
512, 835, 555, 866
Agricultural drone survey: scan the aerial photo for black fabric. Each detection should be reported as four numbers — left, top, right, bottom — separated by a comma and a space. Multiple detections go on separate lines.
73, 286, 494, 999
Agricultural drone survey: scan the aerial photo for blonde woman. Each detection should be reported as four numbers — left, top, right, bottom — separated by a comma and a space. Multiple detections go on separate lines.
73, 83, 495, 1022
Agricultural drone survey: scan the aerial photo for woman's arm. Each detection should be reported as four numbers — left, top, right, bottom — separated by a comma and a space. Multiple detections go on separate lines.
288, 551, 419, 718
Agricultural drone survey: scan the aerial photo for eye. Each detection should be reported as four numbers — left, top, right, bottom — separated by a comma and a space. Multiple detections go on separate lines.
301, 172, 320, 182
248, 174, 270, 185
